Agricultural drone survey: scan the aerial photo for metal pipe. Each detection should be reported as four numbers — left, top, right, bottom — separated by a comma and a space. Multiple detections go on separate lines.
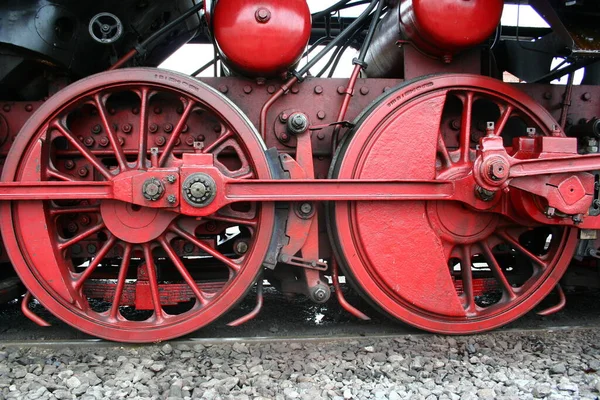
537, 284, 566, 316
21, 292, 51, 327
332, 259, 370, 321
109, 1, 204, 70
191, 57, 218, 77
559, 73, 574, 129
295, 0, 379, 77
227, 279, 264, 326
332, 64, 362, 151
259, 76, 298, 140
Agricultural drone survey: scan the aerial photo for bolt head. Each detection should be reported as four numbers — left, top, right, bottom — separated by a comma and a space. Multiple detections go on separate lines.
235, 241, 249, 254
300, 202, 313, 215
255, 7, 271, 22
287, 113, 309, 134
167, 194, 177, 204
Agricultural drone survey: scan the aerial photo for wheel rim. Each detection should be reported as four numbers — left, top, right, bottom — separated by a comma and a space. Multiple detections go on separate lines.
0, 68, 274, 342
329, 74, 577, 334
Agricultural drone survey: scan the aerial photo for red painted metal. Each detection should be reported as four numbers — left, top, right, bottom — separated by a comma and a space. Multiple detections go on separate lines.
227, 279, 264, 327
537, 284, 566, 316
329, 75, 578, 334
400, 0, 504, 59
332, 259, 370, 321
0, 69, 275, 343
213, 0, 311, 77
21, 292, 50, 327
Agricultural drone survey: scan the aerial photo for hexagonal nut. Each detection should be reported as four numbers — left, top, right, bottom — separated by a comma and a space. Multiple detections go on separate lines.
142, 178, 165, 201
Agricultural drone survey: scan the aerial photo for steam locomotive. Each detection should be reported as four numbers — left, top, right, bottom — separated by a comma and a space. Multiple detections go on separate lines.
0, 0, 599, 342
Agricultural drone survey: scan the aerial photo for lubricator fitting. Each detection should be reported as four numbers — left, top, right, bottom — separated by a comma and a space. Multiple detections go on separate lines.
182, 173, 217, 207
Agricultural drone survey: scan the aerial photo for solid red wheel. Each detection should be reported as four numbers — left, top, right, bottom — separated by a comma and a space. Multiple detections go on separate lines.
328, 74, 577, 334
0, 68, 274, 342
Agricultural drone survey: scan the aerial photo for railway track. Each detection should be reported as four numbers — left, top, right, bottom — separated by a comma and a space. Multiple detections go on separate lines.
1, 287, 599, 346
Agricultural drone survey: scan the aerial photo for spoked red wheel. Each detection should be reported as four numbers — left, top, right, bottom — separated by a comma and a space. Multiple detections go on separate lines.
0, 69, 274, 342
328, 74, 577, 334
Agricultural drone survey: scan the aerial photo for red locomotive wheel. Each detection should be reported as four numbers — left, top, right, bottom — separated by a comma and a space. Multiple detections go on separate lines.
329, 74, 578, 334
0, 69, 274, 342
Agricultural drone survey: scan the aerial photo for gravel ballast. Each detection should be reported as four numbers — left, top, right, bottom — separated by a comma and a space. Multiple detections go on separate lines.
0, 329, 599, 400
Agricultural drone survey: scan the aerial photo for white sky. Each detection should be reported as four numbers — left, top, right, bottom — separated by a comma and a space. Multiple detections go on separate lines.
159, 3, 579, 83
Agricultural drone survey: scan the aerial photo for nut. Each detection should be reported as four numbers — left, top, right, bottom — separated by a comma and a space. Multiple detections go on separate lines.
142, 177, 165, 201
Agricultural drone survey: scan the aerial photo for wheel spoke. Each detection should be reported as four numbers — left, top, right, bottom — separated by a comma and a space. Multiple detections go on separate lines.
57, 222, 105, 250
94, 94, 129, 171
170, 224, 241, 272
203, 129, 234, 154
459, 91, 474, 163
158, 99, 195, 167
459, 245, 476, 312
137, 88, 150, 169
142, 244, 165, 320
437, 132, 452, 168
109, 243, 132, 320
494, 104, 514, 136
51, 120, 113, 180
480, 240, 517, 300
497, 231, 548, 269
158, 237, 209, 305
47, 167, 76, 182
74, 236, 116, 290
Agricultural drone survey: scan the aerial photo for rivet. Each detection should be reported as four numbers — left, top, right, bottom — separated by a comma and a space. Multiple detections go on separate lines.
64, 160, 75, 170
197, 134, 205, 141
267, 85, 276, 94
383, 86, 391, 93
155, 136, 166, 146
91, 124, 102, 134
149, 123, 158, 133
337, 86, 345, 95
582, 92, 592, 101
2, 105, 10, 112
317, 111, 326, 120
360, 87, 369, 95
185, 136, 195, 146
219, 85, 229, 94
164, 123, 173, 133
291, 86, 299, 94
279, 132, 290, 142
154, 107, 162, 114
122, 123, 132, 133
317, 132, 325, 140
314, 86, 323, 94
25, 104, 33, 112
243, 86, 252, 94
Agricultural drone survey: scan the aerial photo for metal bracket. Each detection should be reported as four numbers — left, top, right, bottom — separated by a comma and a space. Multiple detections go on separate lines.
278, 254, 328, 271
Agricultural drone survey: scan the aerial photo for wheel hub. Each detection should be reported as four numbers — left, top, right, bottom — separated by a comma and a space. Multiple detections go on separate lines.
101, 200, 175, 243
